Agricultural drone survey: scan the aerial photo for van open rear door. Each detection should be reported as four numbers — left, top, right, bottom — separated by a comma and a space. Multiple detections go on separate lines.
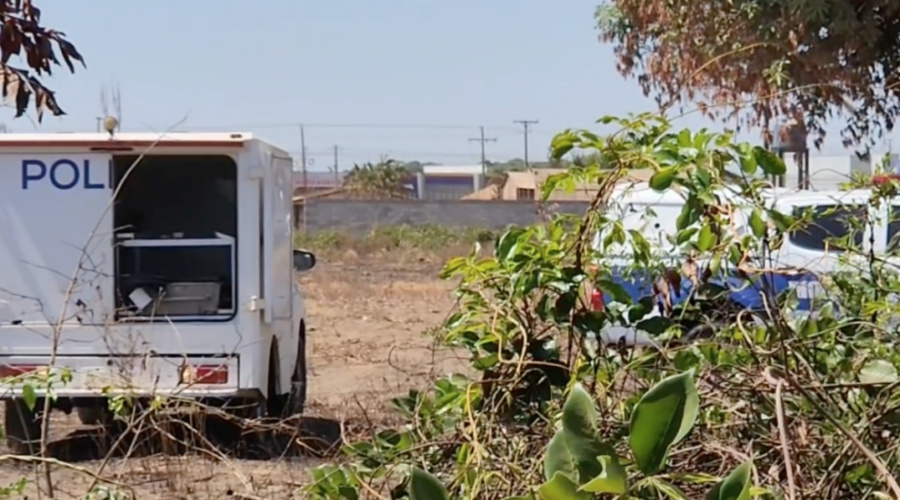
259, 150, 294, 325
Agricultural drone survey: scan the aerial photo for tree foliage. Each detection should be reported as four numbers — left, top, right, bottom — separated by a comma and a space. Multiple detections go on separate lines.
0, 0, 84, 120
596, 0, 900, 151
342, 158, 411, 199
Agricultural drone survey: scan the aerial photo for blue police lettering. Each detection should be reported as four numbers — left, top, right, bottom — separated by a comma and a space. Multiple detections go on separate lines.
21, 159, 106, 190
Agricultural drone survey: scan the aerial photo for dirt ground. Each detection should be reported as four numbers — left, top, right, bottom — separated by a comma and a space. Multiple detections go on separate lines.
0, 253, 465, 499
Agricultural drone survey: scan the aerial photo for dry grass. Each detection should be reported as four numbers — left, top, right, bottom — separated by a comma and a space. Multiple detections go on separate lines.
0, 233, 484, 499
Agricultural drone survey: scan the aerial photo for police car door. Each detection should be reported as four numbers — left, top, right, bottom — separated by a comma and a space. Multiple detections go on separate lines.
774, 192, 878, 298
0, 151, 114, 326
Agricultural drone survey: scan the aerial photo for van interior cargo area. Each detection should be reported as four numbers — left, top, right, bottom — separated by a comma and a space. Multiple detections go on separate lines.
112, 155, 238, 320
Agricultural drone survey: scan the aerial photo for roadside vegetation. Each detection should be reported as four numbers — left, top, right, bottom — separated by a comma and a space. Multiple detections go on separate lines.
301, 113, 900, 500
295, 224, 499, 260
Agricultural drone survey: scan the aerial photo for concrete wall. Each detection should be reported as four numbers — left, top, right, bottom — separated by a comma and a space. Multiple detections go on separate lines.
296, 199, 592, 233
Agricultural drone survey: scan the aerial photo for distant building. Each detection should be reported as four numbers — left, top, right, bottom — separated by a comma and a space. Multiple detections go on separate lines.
293, 170, 344, 197
417, 164, 485, 200
462, 168, 656, 201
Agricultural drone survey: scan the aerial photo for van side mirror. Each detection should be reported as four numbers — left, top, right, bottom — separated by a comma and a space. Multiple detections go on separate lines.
293, 250, 317, 272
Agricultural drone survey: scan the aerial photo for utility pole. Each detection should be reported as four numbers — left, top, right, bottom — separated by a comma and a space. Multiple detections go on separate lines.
333, 145, 339, 185
513, 119, 539, 168
468, 126, 497, 176
95, 117, 101, 133
299, 125, 308, 189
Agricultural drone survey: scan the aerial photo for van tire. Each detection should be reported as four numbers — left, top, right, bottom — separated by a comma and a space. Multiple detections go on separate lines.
266, 322, 307, 418
4, 399, 42, 455
76, 405, 114, 426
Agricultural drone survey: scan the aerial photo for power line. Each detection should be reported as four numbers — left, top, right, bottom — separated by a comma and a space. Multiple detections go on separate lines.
468, 126, 497, 176
513, 119, 539, 168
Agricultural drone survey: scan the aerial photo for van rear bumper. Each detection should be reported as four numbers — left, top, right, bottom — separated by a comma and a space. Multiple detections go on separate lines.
0, 355, 242, 399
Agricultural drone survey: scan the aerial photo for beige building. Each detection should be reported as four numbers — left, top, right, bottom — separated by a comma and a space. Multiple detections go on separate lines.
462, 168, 656, 201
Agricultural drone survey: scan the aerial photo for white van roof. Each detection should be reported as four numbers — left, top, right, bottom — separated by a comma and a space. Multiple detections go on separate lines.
0, 132, 255, 149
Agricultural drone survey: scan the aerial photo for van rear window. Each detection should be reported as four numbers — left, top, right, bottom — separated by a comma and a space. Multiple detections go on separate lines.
887, 206, 900, 252
788, 204, 865, 252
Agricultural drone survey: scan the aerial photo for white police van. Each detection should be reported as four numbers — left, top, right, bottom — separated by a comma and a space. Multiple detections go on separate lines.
0, 132, 315, 452
591, 183, 887, 345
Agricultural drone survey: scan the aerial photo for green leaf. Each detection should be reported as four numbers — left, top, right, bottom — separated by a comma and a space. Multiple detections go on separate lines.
676, 227, 698, 245
597, 279, 631, 304
860, 359, 899, 384
560, 384, 598, 437
538, 472, 590, 500
544, 384, 622, 488
551, 137, 575, 159
748, 210, 766, 239
649, 168, 677, 191
676, 204, 699, 230
706, 460, 753, 500
767, 210, 793, 233
578, 455, 627, 494
738, 151, 757, 175
495, 228, 527, 261
636, 316, 672, 334
753, 146, 786, 176
409, 467, 449, 500
697, 225, 715, 251
21, 384, 37, 412
629, 370, 700, 475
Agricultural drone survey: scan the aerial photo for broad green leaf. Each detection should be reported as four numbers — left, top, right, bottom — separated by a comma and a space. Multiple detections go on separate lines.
544, 433, 578, 481
578, 455, 627, 494
697, 225, 715, 251
676, 227, 699, 245
706, 460, 753, 500
560, 384, 598, 438
538, 472, 590, 500
767, 210, 794, 233
551, 137, 575, 158
860, 359, 898, 384
629, 370, 700, 475
21, 384, 37, 412
544, 384, 622, 487
676, 203, 699, 230
597, 279, 631, 304
748, 210, 766, 239
409, 467, 449, 500
649, 168, 677, 191
636, 316, 673, 334
753, 147, 786, 176
495, 228, 527, 261
738, 152, 757, 175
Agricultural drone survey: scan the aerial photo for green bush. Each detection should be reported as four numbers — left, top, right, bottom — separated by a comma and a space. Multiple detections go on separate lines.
301, 113, 900, 499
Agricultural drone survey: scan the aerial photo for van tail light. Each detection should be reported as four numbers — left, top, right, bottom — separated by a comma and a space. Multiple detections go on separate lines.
590, 288, 605, 312
179, 364, 228, 385
0, 364, 44, 379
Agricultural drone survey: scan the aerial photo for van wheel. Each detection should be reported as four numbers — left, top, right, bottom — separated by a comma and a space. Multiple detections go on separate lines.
266, 323, 308, 418
4, 399, 43, 455
76, 405, 114, 426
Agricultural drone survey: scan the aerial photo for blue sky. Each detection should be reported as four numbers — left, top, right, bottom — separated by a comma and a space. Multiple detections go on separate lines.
22, 1, 892, 171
